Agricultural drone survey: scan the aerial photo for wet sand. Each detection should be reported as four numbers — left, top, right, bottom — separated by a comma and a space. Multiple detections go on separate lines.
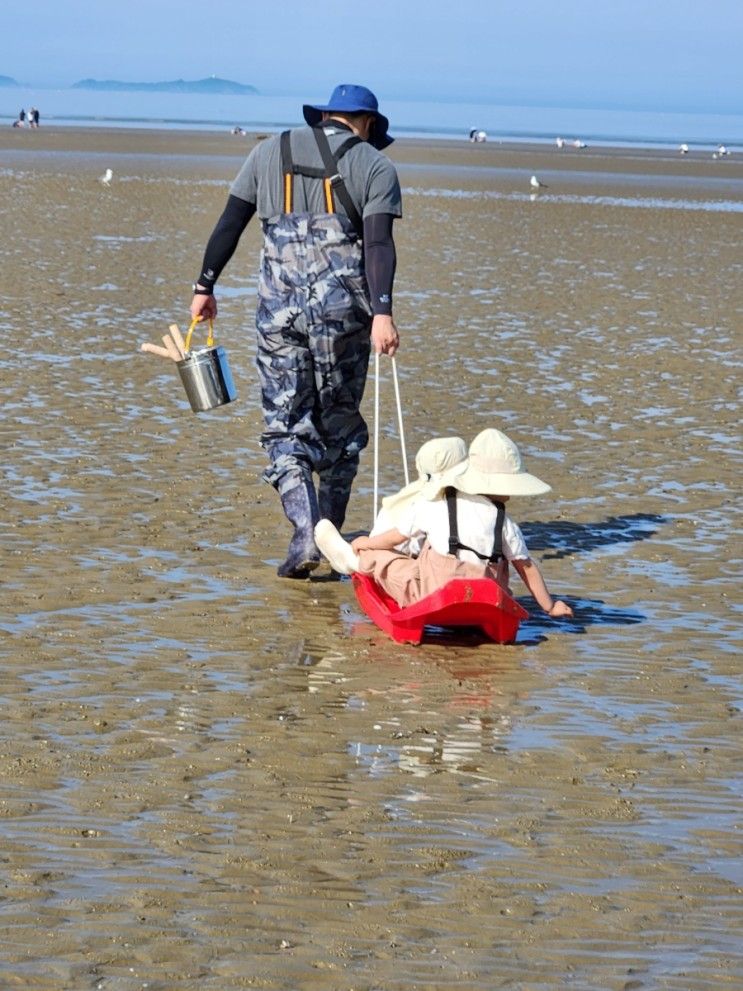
1, 127, 741, 989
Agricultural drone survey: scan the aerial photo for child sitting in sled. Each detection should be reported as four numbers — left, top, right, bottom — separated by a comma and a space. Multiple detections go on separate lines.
315, 427, 572, 618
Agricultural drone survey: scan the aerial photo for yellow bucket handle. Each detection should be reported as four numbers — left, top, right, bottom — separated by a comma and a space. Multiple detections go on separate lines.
184, 317, 215, 354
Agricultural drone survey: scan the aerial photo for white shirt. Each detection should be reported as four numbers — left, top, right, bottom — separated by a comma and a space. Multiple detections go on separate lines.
371, 504, 423, 555
396, 493, 529, 564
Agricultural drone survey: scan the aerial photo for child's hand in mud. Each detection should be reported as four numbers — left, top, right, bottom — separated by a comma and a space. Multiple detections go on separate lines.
548, 600, 574, 618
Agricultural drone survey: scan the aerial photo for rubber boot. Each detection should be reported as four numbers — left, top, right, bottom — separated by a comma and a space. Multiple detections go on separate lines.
318, 457, 358, 530
276, 475, 321, 579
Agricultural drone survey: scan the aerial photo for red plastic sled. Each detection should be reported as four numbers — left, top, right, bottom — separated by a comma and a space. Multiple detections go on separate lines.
352, 573, 530, 645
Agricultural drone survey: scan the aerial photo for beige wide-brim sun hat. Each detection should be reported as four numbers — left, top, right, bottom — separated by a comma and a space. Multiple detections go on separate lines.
452, 428, 551, 497
381, 436, 467, 516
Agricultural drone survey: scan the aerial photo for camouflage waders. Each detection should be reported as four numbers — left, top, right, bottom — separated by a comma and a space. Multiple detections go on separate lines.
257, 128, 375, 574
257, 211, 372, 491
258, 127, 374, 576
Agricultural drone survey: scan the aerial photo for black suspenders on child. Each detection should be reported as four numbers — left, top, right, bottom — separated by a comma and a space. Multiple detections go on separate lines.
445, 487, 506, 564
280, 126, 364, 234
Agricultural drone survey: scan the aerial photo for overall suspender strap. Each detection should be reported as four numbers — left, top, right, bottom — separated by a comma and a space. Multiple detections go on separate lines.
445, 488, 506, 564
281, 127, 363, 231
280, 130, 293, 213
445, 487, 460, 556
281, 130, 333, 210
311, 127, 364, 234
490, 500, 506, 563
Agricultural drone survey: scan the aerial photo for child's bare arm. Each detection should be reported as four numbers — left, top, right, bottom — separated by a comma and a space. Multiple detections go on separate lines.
352, 528, 408, 553
512, 558, 573, 617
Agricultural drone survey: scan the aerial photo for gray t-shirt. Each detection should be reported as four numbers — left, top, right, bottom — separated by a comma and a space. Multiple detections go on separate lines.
230, 124, 402, 222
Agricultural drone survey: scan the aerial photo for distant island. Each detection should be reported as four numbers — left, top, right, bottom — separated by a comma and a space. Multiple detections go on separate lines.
72, 77, 258, 95
0, 75, 20, 87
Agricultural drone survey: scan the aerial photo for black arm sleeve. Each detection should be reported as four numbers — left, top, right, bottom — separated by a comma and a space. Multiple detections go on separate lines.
363, 212, 397, 316
196, 194, 256, 290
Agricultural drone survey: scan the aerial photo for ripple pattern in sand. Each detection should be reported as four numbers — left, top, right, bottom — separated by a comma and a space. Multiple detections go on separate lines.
0, 146, 741, 989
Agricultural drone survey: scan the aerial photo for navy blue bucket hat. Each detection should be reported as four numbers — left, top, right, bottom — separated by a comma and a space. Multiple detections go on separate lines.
303, 84, 393, 150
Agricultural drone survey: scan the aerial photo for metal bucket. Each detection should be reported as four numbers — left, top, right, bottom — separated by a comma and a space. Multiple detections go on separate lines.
177, 345, 237, 413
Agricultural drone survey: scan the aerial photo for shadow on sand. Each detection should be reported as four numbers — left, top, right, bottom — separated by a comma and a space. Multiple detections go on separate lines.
514, 595, 646, 646
520, 513, 665, 560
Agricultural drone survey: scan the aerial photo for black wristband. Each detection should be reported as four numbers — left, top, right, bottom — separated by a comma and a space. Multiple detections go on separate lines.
192, 284, 214, 295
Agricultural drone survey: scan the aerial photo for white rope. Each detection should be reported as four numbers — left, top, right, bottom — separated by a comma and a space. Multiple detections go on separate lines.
372, 353, 410, 525
391, 357, 409, 486
373, 351, 380, 523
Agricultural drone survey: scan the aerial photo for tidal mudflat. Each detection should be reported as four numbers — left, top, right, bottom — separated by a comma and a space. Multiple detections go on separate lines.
1, 127, 741, 990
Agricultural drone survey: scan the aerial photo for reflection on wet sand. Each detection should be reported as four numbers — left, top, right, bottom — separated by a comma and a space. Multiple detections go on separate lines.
1, 128, 741, 988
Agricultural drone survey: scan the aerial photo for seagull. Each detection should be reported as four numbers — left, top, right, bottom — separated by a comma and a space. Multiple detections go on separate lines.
679, 143, 689, 154
572, 139, 587, 149
99, 168, 113, 186
556, 136, 565, 149
530, 174, 547, 189
718, 144, 729, 157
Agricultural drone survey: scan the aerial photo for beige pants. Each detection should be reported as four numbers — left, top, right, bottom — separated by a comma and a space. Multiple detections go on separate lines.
357, 543, 501, 608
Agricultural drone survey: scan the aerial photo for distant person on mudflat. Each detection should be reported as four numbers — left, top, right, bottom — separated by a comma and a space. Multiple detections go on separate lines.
189, 84, 403, 579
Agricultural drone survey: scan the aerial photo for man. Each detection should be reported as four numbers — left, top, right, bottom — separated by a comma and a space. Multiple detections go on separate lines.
190, 84, 402, 578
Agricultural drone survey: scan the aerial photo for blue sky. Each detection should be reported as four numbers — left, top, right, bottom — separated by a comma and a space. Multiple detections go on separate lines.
3, 0, 742, 112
